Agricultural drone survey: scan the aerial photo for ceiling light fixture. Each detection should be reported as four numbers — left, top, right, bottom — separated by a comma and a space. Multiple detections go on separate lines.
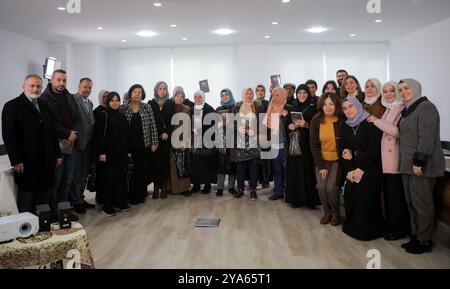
306, 27, 328, 33
57, 7, 66, 11
213, 28, 235, 35
272, 21, 279, 25
121, 40, 128, 43
350, 34, 356, 37
170, 24, 177, 28
282, 0, 290, 3
375, 19, 383, 23
153, 3, 162, 7
97, 27, 104, 30
182, 37, 188, 41
136, 30, 158, 37
264, 36, 271, 39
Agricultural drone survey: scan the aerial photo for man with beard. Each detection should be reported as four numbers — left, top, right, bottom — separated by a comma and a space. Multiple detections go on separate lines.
2, 74, 62, 213
40, 69, 81, 220
336, 69, 348, 92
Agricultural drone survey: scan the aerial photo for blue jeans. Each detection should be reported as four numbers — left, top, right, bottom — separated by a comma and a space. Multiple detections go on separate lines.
51, 152, 77, 214
236, 161, 258, 191
271, 148, 285, 197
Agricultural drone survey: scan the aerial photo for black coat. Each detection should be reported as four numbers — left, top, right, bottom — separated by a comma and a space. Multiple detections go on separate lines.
40, 83, 81, 140
93, 109, 129, 165
149, 99, 177, 178
1, 94, 61, 190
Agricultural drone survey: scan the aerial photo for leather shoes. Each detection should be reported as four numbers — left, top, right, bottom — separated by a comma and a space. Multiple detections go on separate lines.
269, 194, 283, 201
320, 214, 332, 225
330, 215, 341, 226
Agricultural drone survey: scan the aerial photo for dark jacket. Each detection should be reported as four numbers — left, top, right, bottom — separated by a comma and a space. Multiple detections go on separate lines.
40, 83, 81, 140
310, 114, 345, 170
93, 109, 129, 165
2, 93, 61, 190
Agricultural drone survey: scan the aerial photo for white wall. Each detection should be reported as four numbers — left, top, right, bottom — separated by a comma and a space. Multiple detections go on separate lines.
119, 43, 388, 109
0, 28, 49, 144
389, 17, 450, 140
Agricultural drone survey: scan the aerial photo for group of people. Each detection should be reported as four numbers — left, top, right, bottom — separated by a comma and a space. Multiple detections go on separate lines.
1, 68, 446, 255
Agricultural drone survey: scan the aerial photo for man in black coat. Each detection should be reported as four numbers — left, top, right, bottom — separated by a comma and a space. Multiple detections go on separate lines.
40, 69, 81, 219
2, 74, 62, 213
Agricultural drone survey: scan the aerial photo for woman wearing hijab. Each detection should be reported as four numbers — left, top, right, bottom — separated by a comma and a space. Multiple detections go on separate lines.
310, 92, 345, 226
168, 86, 191, 195
92, 89, 109, 204
149, 81, 176, 199
189, 90, 217, 195
125, 84, 159, 204
285, 84, 320, 208
367, 81, 410, 241
215, 88, 237, 197
255, 84, 271, 189
397, 79, 445, 254
264, 87, 290, 201
341, 95, 384, 241
363, 78, 386, 119
94, 92, 130, 216
231, 88, 264, 200
340, 75, 364, 102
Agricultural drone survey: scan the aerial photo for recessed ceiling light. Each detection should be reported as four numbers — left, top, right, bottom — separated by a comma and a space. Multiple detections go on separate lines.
153, 3, 162, 7
57, 7, 66, 11
97, 27, 104, 30
264, 36, 271, 39
121, 40, 128, 43
182, 37, 188, 41
306, 27, 328, 33
136, 30, 157, 37
375, 19, 383, 23
282, 0, 290, 3
350, 34, 356, 37
170, 24, 177, 28
213, 28, 235, 35
272, 21, 279, 25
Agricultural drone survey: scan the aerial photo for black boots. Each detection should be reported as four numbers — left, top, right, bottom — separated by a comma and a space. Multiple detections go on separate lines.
402, 235, 433, 254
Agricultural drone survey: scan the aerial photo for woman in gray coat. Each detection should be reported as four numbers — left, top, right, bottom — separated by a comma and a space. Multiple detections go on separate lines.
398, 79, 445, 254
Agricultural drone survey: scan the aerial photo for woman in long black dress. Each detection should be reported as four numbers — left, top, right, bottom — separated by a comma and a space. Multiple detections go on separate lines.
94, 92, 130, 216
189, 90, 217, 195
149, 81, 176, 199
341, 95, 384, 241
285, 84, 320, 209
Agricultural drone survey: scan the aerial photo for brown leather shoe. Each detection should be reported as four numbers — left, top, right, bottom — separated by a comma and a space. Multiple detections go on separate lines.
320, 214, 332, 225
330, 214, 341, 226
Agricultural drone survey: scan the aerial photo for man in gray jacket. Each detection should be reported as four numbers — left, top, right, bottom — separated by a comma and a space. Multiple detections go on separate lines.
71, 78, 96, 214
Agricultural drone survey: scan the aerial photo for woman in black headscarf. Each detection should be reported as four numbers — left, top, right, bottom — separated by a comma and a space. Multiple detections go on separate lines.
149, 81, 176, 199
94, 92, 130, 216
285, 84, 320, 209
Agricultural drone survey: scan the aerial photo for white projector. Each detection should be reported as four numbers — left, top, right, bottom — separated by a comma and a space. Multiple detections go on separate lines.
0, 212, 39, 243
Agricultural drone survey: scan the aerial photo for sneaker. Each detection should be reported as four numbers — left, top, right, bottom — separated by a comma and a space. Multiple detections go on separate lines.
83, 201, 96, 209
216, 189, 223, 197
250, 191, 258, 201
74, 204, 86, 215
256, 184, 263, 190
101, 208, 116, 217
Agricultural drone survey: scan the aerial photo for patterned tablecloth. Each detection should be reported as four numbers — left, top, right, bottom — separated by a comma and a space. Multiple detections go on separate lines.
0, 222, 95, 269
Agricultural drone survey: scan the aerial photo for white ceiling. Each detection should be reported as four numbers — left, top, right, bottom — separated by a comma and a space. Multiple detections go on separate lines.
1, 0, 450, 48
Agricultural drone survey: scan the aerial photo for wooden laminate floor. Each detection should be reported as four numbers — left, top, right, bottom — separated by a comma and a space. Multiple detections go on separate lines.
79, 187, 450, 269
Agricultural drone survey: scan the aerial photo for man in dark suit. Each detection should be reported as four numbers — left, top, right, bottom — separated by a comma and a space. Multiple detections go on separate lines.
40, 69, 81, 219
71, 78, 96, 214
2, 74, 62, 213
